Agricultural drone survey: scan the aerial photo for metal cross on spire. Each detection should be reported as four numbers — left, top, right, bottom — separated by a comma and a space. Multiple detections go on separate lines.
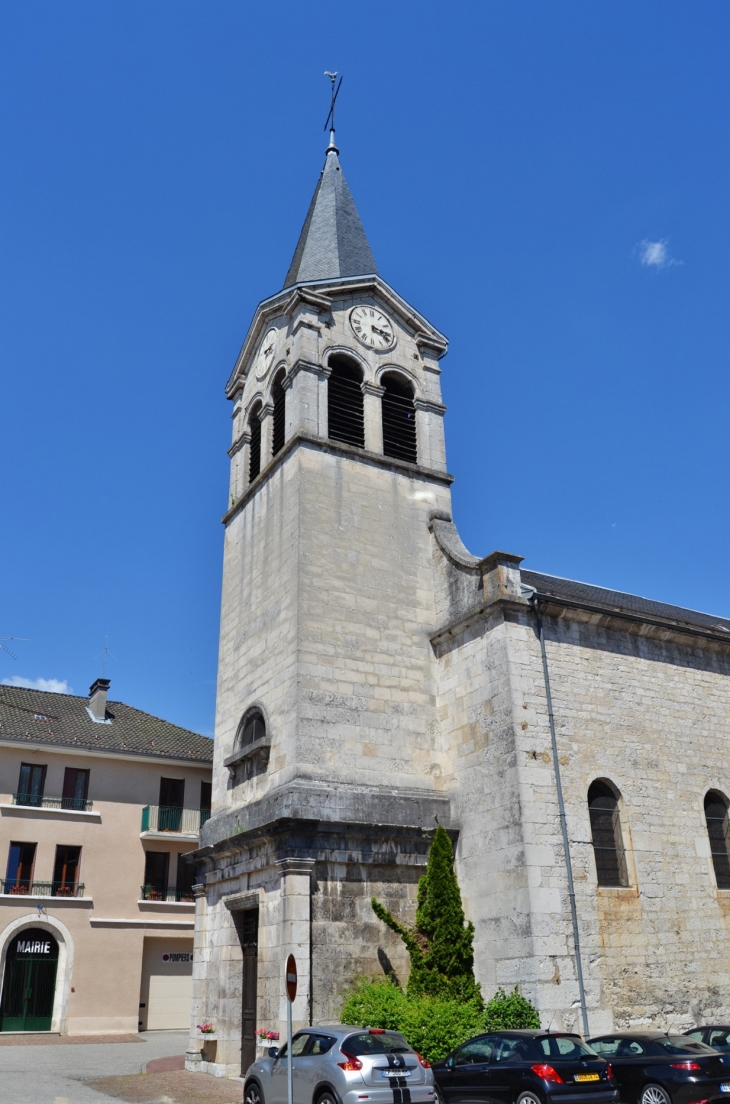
323, 71, 342, 152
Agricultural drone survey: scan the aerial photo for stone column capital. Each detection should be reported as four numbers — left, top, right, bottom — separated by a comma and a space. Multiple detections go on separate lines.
275, 858, 316, 878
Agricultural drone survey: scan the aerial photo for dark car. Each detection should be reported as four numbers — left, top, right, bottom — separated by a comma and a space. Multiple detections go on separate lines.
587, 1031, 730, 1104
432, 1030, 618, 1104
684, 1029, 730, 1056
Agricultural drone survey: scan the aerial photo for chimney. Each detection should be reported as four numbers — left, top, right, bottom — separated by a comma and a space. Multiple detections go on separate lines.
88, 678, 110, 722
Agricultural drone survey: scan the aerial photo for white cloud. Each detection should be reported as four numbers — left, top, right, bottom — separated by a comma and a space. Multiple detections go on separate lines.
1, 676, 72, 694
637, 238, 682, 268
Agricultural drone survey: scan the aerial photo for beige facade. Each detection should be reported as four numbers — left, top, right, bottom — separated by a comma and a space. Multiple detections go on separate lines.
0, 681, 212, 1034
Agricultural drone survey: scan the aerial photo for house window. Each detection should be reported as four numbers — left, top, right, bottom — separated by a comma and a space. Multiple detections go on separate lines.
272, 371, 286, 456
248, 403, 262, 482
588, 780, 628, 887
200, 781, 212, 827
17, 763, 46, 807
705, 791, 730, 889
176, 854, 196, 902
381, 372, 417, 464
53, 845, 81, 896
328, 355, 365, 448
159, 778, 184, 832
5, 841, 36, 894
143, 851, 170, 901
62, 768, 89, 811
238, 710, 266, 749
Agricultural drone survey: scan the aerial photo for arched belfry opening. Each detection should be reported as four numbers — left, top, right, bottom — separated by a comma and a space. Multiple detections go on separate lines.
327, 354, 365, 448
271, 371, 286, 457
248, 402, 262, 483
381, 371, 417, 464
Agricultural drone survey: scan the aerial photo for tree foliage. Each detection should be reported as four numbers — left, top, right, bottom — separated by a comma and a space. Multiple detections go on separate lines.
370, 826, 481, 1002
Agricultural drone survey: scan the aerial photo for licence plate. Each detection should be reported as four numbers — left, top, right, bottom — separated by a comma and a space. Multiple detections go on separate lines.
720, 1085, 730, 1093
575, 1074, 600, 1083
382, 1070, 412, 1078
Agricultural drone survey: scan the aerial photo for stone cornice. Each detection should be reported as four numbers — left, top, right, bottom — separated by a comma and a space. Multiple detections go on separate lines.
222, 432, 454, 525
430, 595, 530, 650
531, 592, 730, 652
414, 398, 447, 415
361, 381, 385, 397
226, 275, 448, 397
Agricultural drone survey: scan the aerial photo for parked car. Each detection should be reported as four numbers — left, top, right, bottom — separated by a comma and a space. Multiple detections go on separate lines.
587, 1031, 730, 1104
432, 1030, 618, 1104
243, 1026, 436, 1104
683, 1029, 730, 1056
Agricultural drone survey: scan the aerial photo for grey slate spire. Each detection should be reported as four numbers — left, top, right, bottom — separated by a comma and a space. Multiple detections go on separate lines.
283, 135, 378, 288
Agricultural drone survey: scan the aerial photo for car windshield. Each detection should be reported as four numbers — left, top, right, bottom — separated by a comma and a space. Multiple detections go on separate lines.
538, 1036, 599, 1059
656, 1038, 716, 1055
345, 1032, 411, 1055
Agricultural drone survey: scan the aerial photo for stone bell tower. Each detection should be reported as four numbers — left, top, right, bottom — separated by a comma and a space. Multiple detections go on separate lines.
189, 129, 456, 1077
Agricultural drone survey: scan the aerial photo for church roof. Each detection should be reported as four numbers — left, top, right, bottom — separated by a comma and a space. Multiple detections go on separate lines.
283, 144, 378, 288
522, 569, 730, 636
0, 683, 213, 763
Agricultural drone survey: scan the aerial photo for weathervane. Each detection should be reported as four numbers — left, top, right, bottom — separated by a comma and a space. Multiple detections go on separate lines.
323, 71, 342, 152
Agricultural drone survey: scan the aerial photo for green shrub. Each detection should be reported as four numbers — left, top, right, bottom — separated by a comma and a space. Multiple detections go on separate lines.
340, 977, 486, 1063
340, 979, 540, 1064
484, 986, 541, 1030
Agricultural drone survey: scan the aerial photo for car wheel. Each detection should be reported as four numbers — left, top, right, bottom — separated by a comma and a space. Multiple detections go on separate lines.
517, 1091, 543, 1104
640, 1085, 671, 1104
245, 1081, 264, 1104
316, 1093, 339, 1104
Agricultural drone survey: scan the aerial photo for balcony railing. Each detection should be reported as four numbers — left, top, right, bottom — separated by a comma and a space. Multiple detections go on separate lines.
12, 793, 93, 812
2, 880, 85, 897
140, 884, 196, 903
140, 805, 210, 834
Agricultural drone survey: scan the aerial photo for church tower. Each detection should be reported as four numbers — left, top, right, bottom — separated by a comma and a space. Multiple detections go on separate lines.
190, 129, 456, 1075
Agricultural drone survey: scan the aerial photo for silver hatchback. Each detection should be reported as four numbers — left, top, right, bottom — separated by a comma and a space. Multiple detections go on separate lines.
244, 1025, 436, 1104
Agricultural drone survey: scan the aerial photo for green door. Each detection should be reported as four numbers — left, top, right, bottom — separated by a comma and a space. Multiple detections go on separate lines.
0, 929, 59, 1032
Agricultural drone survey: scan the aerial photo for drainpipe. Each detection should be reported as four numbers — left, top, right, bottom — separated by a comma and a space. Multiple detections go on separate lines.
529, 593, 590, 1037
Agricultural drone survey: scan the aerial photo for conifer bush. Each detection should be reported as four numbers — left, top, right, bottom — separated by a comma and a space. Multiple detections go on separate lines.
341, 826, 540, 1061
370, 826, 481, 1003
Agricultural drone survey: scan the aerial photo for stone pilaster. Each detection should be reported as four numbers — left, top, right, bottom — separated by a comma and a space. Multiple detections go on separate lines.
275, 858, 315, 1031
362, 381, 385, 454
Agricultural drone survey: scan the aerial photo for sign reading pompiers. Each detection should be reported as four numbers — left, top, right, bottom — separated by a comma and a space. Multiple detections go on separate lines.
285, 954, 297, 1104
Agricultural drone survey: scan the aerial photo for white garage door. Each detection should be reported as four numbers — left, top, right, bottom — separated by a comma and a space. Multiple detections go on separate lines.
139, 938, 193, 1031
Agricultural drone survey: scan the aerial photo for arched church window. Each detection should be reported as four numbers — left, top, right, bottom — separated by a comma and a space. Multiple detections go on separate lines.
705, 791, 730, 889
272, 371, 286, 457
381, 372, 417, 464
328, 355, 365, 448
588, 780, 628, 887
248, 403, 262, 483
237, 709, 266, 749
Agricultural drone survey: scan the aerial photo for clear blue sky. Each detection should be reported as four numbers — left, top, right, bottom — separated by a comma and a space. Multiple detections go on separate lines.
2, 2, 729, 735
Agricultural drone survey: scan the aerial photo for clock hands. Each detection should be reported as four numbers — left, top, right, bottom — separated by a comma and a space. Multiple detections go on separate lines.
371, 326, 391, 341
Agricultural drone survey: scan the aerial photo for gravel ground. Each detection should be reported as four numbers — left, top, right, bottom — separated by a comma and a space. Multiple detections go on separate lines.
85, 1069, 241, 1103
0, 1030, 240, 1104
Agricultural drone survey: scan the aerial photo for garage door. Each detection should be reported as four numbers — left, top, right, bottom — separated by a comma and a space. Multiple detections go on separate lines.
139, 938, 193, 1031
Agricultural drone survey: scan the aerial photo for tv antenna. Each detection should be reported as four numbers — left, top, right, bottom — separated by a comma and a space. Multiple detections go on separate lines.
0, 637, 30, 661
323, 71, 343, 140
95, 638, 117, 677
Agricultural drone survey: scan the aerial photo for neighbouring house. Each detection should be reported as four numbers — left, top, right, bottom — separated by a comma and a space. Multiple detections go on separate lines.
0, 677, 213, 1034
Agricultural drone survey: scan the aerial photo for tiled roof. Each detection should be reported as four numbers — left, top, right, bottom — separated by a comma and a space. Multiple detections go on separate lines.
522, 569, 730, 636
0, 684, 213, 763
283, 147, 378, 288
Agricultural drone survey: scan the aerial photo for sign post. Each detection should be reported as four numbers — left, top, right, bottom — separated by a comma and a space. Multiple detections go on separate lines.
285, 954, 297, 1104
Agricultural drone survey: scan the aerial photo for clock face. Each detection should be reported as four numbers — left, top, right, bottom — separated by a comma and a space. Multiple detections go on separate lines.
349, 306, 396, 351
255, 328, 277, 380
